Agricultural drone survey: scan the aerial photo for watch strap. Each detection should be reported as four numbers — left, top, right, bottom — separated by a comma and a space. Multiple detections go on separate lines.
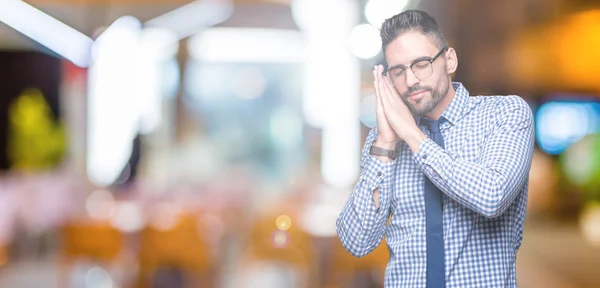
369, 144, 398, 160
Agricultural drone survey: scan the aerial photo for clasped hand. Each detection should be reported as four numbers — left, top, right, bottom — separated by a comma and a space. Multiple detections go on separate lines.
373, 65, 421, 148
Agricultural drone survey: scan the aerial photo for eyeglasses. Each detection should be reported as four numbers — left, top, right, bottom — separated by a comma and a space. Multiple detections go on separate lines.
382, 46, 448, 84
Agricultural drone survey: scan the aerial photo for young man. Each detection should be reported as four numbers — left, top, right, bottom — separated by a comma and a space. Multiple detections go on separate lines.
336, 10, 535, 288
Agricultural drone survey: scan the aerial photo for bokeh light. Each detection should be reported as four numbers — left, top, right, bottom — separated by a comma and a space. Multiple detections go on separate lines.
109, 202, 144, 233
84, 266, 113, 288
359, 93, 376, 128
364, 0, 410, 29
149, 203, 180, 231
347, 24, 381, 59
271, 230, 290, 249
276, 215, 292, 231
536, 101, 600, 155
85, 189, 115, 220
560, 134, 600, 199
580, 203, 600, 248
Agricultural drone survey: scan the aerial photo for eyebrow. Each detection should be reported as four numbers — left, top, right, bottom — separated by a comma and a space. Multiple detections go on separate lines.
387, 56, 432, 70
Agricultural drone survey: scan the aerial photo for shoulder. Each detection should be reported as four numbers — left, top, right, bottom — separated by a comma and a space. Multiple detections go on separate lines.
472, 95, 533, 122
495, 95, 531, 113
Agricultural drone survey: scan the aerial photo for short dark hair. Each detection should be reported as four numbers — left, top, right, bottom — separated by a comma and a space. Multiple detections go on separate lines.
380, 10, 447, 52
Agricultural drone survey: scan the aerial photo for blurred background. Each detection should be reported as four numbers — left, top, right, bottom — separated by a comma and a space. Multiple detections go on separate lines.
0, 0, 599, 287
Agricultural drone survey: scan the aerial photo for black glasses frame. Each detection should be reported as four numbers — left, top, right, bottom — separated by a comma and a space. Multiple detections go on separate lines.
382, 46, 448, 79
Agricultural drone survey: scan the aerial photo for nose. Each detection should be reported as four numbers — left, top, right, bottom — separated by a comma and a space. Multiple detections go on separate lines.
405, 67, 420, 88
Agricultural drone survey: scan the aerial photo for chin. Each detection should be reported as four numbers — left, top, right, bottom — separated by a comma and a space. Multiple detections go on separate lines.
413, 102, 435, 116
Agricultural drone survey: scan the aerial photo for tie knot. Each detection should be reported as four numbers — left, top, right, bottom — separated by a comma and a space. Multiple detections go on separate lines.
421, 118, 443, 134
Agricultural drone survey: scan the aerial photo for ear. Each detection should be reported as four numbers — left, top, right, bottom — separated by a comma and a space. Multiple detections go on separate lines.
445, 47, 458, 74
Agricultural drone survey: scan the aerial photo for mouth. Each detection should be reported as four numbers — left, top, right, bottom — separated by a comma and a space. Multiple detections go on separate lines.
407, 90, 427, 100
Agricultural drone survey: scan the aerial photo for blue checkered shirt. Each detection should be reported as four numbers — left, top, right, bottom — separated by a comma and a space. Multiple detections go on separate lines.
336, 82, 535, 287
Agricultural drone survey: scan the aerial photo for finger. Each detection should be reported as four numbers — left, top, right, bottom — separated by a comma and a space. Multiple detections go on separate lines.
373, 66, 379, 83
383, 76, 407, 105
373, 67, 380, 97
379, 86, 396, 125
379, 72, 395, 108
379, 65, 388, 83
378, 65, 386, 84
378, 75, 400, 133
375, 81, 385, 113
373, 68, 383, 110
374, 80, 380, 103
383, 76, 400, 98
385, 77, 408, 111
379, 65, 396, 105
374, 81, 383, 117
382, 76, 411, 114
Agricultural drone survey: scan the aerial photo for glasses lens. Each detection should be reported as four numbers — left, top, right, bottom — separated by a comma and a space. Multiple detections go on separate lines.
413, 61, 433, 79
386, 67, 406, 84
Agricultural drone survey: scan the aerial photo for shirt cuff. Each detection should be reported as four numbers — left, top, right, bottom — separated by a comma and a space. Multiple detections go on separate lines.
358, 153, 396, 214
360, 153, 397, 190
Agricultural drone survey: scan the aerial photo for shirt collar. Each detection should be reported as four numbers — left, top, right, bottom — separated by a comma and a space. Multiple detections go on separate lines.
415, 82, 469, 126
441, 82, 469, 125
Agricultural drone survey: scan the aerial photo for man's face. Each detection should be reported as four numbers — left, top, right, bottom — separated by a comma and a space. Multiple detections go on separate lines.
383, 31, 451, 117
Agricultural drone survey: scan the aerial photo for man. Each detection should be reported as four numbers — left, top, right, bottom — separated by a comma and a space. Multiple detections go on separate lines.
336, 9, 535, 288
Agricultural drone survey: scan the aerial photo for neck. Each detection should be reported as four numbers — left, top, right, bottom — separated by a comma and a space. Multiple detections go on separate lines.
424, 80, 455, 120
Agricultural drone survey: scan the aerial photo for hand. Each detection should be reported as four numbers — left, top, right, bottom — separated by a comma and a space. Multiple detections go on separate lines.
373, 66, 399, 149
375, 65, 425, 151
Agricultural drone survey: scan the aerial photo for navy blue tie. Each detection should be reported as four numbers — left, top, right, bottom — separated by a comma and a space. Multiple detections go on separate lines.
421, 118, 445, 288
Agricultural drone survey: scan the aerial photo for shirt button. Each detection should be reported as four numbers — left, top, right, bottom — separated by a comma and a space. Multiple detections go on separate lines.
377, 172, 382, 177
423, 155, 428, 159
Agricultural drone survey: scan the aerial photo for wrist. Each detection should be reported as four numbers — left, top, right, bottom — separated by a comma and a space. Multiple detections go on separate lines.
374, 139, 397, 150
371, 139, 398, 162
405, 128, 426, 153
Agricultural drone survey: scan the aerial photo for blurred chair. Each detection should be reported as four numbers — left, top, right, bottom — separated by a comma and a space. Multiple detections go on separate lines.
136, 212, 215, 288
59, 220, 124, 287
325, 233, 389, 287
236, 209, 319, 288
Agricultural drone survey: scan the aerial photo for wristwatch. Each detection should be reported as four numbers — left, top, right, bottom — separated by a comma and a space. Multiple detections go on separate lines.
369, 143, 398, 160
